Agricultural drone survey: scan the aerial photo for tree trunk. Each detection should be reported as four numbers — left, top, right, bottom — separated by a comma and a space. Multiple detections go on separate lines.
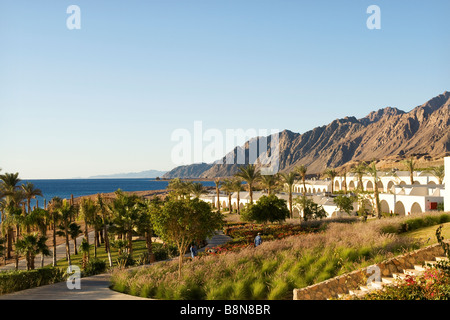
65, 221, 71, 266
73, 238, 78, 255
146, 231, 155, 263
237, 192, 240, 215
127, 230, 133, 256
84, 218, 90, 262
52, 215, 57, 267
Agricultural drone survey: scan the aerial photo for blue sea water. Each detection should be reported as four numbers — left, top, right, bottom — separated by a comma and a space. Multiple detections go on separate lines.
19, 178, 216, 209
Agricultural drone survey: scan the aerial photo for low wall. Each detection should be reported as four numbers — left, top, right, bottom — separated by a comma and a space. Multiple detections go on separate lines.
293, 243, 445, 300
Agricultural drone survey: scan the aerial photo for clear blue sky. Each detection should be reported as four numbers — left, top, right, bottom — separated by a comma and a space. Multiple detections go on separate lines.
1, 0, 449, 179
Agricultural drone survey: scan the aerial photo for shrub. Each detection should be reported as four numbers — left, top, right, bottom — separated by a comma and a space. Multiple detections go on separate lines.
83, 258, 107, 276
116, 253, 135, 268
0, 267, 66, 295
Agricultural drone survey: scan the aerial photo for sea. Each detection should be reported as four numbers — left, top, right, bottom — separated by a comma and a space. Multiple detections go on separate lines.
17, 178, 216, 209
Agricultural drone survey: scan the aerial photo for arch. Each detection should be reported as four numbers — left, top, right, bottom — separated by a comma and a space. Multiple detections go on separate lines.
323, 188, 326, 193
222, 201, 227, 209
377, 181, 384, 193
312, 188, 316, 194
399, 181, 407, 186
394, 201, 406, 216
410, 202, 422, 214
334, 180, 340, 192
380, 200, 390, 214
292, 207, 300, 218
366, 180, 374, 192
428, 181, 436, 186
348, 181, 355, 191
308, 188, 311, 194
387, 181, 395, 192
413, 181, 421, 185
239, 203, 245, 210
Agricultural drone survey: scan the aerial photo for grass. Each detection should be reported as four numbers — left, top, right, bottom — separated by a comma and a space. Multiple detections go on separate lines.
400, 222, 450, 245
55, 240, 162, 269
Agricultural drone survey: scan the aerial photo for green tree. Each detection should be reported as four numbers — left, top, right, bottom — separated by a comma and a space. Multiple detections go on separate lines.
241, 194, 289, 224
350, 162, 367, 192
190, 182, 208, 199
15, 234, 49, 270
48, 197, 62, 266
366, 161, 382, 219
235, 164, 261, 204
214, 178, 221, 213
21, 182, 43, 215
323, 168, 337, 193
231, 178, 243, 215
402, 157, 416, 185
79, 197, 97, 264
68, 222, 82, 255
260, 174, 280, 195
295, 165, 308, 196
150, 197, 224, 278
425, 165, 444, 185
294, 196, 327, 221
280, 172, 297, 218
220, 179, 234, 212
96, 194, 113, 267
57, 199, 76, 266
333, 195, 356, 215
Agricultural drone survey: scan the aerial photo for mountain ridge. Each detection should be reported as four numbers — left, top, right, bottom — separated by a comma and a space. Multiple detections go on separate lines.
163, 91, 450, 178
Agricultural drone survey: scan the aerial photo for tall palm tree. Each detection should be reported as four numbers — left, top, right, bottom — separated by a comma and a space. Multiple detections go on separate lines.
280, 172, 297, 218
68, 222, 82, 255
323, 168, 337, 193
402, 157, 416, 185
295, 165, 308, 196
97, 194, 113, 267
425, 165, 444, 185
57, 199, 75, 266
260, 174, 279, 195
220, 179, 234, 212
231, 178, 243, 215
190, 182, 208, 199
342, 168, 348, 194
214, 178, 221, 213
0, 172, 21, 259
235, 164, 261, 204
48, 197, 62, 266
366, 161, 381, 219
21, 182, 43, 215
79, 197, 97, 263
350, 162, 367, 192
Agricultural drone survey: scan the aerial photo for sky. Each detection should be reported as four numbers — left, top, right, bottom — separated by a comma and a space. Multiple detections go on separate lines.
0, 0, 449, 179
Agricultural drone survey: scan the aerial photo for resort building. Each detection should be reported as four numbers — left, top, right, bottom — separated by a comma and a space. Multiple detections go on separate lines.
199, 157, 448, 219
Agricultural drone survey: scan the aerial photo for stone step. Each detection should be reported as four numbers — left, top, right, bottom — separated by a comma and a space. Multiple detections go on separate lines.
435, 256, 449, 262
403, 269, 424, 276
368, 281, 385, 289
393, 273, 407, 280
414, 264, 427, 272
424, 260, 438, 267
381, 277, 395, 284
349, 289, 367, 298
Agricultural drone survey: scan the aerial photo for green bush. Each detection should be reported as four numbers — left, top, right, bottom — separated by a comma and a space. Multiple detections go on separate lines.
0, 267, 66, 295
83, 258, 107, 276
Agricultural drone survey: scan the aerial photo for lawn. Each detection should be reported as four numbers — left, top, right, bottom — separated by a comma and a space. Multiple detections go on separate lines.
401, 222, 450, 245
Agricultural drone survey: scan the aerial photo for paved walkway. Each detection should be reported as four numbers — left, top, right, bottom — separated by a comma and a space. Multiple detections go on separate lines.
0, 231, 231, 300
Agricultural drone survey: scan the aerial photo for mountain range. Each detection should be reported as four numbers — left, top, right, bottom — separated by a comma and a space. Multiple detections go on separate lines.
162, 91, 450, 178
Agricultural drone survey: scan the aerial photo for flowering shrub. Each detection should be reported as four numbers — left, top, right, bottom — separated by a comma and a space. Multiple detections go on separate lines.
362, 267, 450, 300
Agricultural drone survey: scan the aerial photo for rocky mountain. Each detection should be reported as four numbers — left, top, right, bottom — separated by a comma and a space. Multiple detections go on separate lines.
163, 91, 450, 178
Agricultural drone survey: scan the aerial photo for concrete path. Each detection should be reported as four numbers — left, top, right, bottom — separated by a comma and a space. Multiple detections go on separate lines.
0, 231, 231, 300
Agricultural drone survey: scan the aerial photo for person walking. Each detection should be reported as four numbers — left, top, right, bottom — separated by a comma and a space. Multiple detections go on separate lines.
254, 233, 262, 247
190, 244, 198, 259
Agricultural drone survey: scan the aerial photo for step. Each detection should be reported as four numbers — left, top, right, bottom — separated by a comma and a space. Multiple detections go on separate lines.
435, 256, 449, 262
349, 289, 367, 298
403, 269, 424, 276
414, 264, 427, 272
393, 273, 407, 280
381, 277, 395, 284
368, 281, 385, 289
424, 260, 438, 267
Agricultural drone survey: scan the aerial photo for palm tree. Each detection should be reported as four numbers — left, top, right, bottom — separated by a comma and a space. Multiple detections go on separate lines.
0, 172, 22, 259
190, 182, 208, 199
221, 179, 235, 212
79, 197, 97, 263
366, 161, 381, 219
425, 165, 444, 185
68, 222, 82, 255
231, 178, 243, 215
350, 162, 367, 192
295, 165, 308, 196
214, 178, 221, 213
342, 168, 348, 194
48, 197, 62, 266
15, 234, 49, 270
21, 182, 43, 215
323, 168, 337, 193
402, 157, 416, 185
97, 194, 113, 267
57, 199, 75, 266
235, 164, 261, 204
79, 238, 90, 269
260, 174, 279, 195
280, 172, 297, 218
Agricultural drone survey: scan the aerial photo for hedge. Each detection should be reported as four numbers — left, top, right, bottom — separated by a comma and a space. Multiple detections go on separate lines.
0, 267, 66, 295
